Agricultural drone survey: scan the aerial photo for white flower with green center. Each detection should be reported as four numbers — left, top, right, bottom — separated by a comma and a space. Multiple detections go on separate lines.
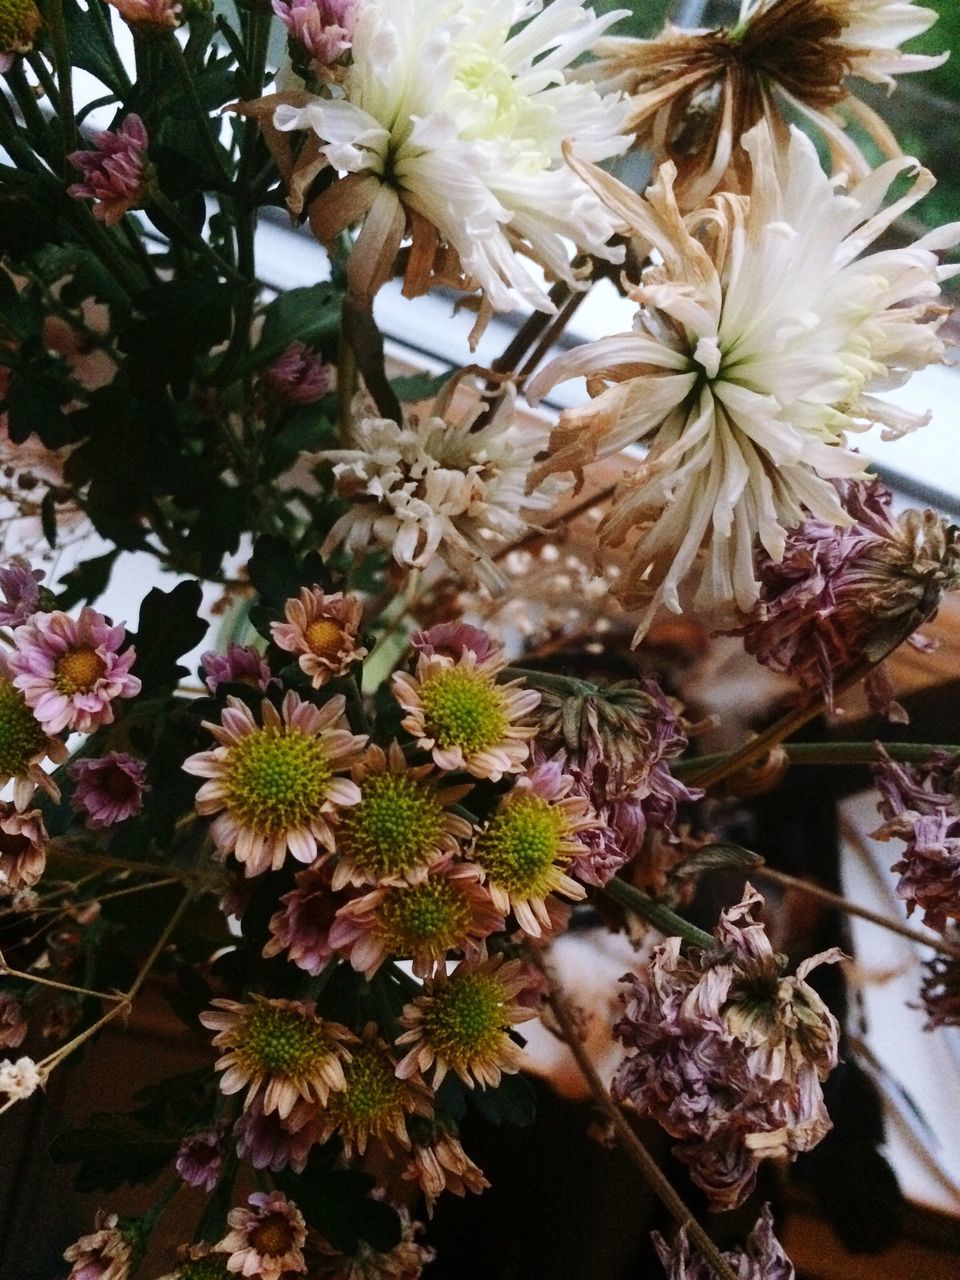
393, 649, 539, 781
200, 996, 355, 1119
331, 742, 473, 889
270, 0, 631, 318
396, 953, 538, 1088
527, 120, 960, 641
183, 690, 368, 877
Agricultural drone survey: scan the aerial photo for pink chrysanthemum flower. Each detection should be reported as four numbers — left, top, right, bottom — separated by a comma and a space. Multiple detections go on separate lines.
183, 691, 367, 877
270, 587, 366, 689
201, 644, 273, 695
470, 761, 595, 937
201, 995, 354, 1119
63, 1211, 133, 1280
0, 804, 48, 893
403, 1124, 489, 1216
329, 856, 503, 979
613, 886, 842, 1211
105, 0, 181, 31
71, 753, 149, 830
234, 1096, 318, 1174
309, 1202, 435, 1278
176, 1126, 227, 1192
219, 1191, 307, 1280
0, 992, 27, 1049
654, 1204, 794, 1280
873, 750, 960, 931
273, 0, 356, 71
0, 653, 66, 809
330, 741, 472, 890
260, 341, 331, 406
395, 952, 538, 1089
410, 622, 495, 666
392, 650, 539, 781
9, 607, 140, 736
0, 557, 43, 628
67, 115, 152, 226
263, 865, 341, 976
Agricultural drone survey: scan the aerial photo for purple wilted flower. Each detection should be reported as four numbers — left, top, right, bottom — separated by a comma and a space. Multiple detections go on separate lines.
200, 643, 273, 695
63, 1211, 133, 1280
67, 116, 151, 226
0, 558, 44, 628
613, 886, 841, 1211
175, 1126, 226, 1192
0, 993, 27, 1050
272, 0, 357, 71
262, 865, 340, 976
410, 622, 496, 666
873, 750, 960, 932
71, 753, 149, 830
654, 1204, 794, 1280
919, 934, 960, 1030
234, 1096, 318, 1174
260, 342, 330, 406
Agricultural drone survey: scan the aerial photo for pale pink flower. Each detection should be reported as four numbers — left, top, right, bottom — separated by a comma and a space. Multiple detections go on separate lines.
71, 753, 149, 829
270, 587, 366, 688
0, 992, 27, 1049
0, 557, 43, 628
63, 1211, 132, 1280
201, 644, 274, 695
0, 805, 48, 892
0, 1054, 41, 1100
263, 865, 341, 976
67, 116, 151, 226
219, 1190, 307, 1280
175, 1126, 227, 1192
309, 1202, 435, 1278
260, 341, 331, 405
410, 622, 495, 666
234, 1096, 317, 1173
9, 607, 140, 735
654, 1204, 794, 1280
402, 1125, 489, 1216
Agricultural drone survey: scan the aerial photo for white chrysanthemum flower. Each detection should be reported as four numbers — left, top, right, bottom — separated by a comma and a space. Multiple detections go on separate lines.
316, 381, 571, 590
526, 122, 960, 640
272, 0, 632, 317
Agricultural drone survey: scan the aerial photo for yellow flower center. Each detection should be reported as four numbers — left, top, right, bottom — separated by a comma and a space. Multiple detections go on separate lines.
325, 1043, 407, 1132
222, 726, 332, 836
55, 647, 107, 695
378, 877, 473, 956
249, 1214, 298, 1258
304, 617, 346, 660
419, 668, 508, 756
420, 971, 509, 1065
0, 679, 48, 779
474, 794, 567, 899
234, 1001, 336, 1077
0, 0, 40, 55
337, 772, 446, 880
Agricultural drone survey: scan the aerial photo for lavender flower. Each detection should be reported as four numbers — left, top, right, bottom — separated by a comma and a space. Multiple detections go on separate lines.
175, 1126, 226, 1192
260, 342, 331, 406
71, 754, 149, 830
0, 558, 43, 628
410, 622, 496, 665
654, 1205, 794, 1280
234, 1096, 317, 1174
613, 886, 841, 1211
67, 116, 151, 227
200, 643, 273, 695
272, 0, 357, 72
262, 866, 339, 976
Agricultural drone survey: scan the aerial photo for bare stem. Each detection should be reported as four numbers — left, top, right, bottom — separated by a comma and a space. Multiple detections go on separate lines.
0, 953, 127, 1001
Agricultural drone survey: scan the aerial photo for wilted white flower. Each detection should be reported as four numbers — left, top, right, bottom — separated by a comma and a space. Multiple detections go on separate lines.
0, 1054, 41, 1100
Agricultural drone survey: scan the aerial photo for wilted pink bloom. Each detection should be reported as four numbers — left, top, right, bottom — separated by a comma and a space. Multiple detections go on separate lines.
0, 993, 27, 1049
175, 1126, 226, 1192
309, 1201, 435, 1278
105, 0, 181, 31
919, 934, 960, 1030
67, 116, 151, 227
234, 1096, 318, 1174
262, 865, 340, 976
10, 607, 140, 735
200, 643, 273, 695
0, 558, 43, 628
0, 805, 48, 893
654, 1204, 794, 1280
270, 586, 366, 688
613, 886, 841, 1211
218, 1190, 307, 1280
260, 342, 330, 406
272, 0, 357, 71
873, 751, 960, 931
71, 753, 149, 829
410, 622, 496, 665
63, 1211, 133, 1280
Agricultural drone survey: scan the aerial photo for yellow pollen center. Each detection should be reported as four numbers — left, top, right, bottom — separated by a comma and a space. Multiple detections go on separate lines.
0, 0, 40, 55
0, 679, 48, 779
55, 647, 106, 694
419, 668, 508, 756
474, 794, 568, 899
304, 617, 346, 660
249, 1214, 296, 1257
379, 878, 473, 958
327, 1044, 405, 1130
421, 972, 508, 1064
235, 1001, 335, 1076
338, 772, 445, 879
222, 726, 332, 836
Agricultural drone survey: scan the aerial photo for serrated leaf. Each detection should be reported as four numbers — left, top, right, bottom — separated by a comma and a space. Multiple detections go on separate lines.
247, 535, 302, 607
50, 1113, 178, 1192
276, 1166, 403, 1254
130, 581, 207, 692
56, 549, 120, 609
467, 1072, 536, 1127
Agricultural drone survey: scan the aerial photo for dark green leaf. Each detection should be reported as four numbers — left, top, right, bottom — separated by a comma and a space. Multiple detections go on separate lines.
468, 1072, 536, 1127
247, 535, 301, 607
236, 284, 341, 377
56, 550, 120, 609
60, 0, 127, 92
130, 581, 207, 692
277, 1165, 403, 1254
390, 371, 450, 403
670, 842, 765, 879
40, 489, 58, 549
50, 1113, 178, 1192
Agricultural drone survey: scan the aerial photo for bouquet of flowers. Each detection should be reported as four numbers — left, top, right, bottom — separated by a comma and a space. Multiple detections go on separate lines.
1, 0, 959, 1275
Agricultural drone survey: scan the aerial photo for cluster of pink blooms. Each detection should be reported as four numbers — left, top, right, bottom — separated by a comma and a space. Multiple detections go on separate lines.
613, 887, 841, 1211
272, 0, 358, 74
67, 115, 151, 227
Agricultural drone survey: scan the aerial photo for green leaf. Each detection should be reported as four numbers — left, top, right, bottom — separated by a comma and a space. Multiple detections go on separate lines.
247, 535, 302, 607
60, 0, 127, 92
277, 1165, 403, 1254
390, 371, 450, 403
50, 1113, 178, 1192
670, 842, 765, 879
56, 549, 120, 609
468, 1072, 536, 1127
236, 284, 342, 377
130, 581, 207, 692
119, 277, 233, 399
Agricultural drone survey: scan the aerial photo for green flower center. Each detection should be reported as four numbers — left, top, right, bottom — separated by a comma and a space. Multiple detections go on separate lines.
177, 1257, 231, 1280
337, 772, 445, 879
235, 1002, 335, 1077
55, 647, 107, 695
419, 668, 508, 756
327, 1043, 405, 1129
421, 972, 508, 1064
0, 0, 40, 54
378, 878, 473, 956
222, 725, 332, 836
474, 794, 567, 898
0, 679, 48, 779
304, 617, 346, 660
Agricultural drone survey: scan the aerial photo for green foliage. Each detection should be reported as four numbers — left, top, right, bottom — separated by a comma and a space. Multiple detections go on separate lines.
276, 1161, 404, 1254
130, 581, 208, 693
50, 1113, 180, 1192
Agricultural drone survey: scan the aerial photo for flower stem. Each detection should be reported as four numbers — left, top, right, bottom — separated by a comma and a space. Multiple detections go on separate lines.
163, 34, 232, 189
674, 741, 960, 779
601, 876, 715, 950
44, 0, 77, 161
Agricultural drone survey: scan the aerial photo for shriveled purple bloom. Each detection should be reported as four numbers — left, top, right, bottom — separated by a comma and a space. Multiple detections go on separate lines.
260, 342, 330, 407
654, 1204, 794, 1280
0, 558, 44, 628
613, 886, 841, 1212
200, 643, 273, 695
176, 1126, 226, 1192
919, 935, 960, 1030
873, 751, 960, 931
67, 115, 151, 227
272, 0, 357, 71
263, 866, 340, 976
410, 622, 496, 665
0, 992, 27, 1049
234, 1096, 317, 1173
731, 479, 960, 708
71, 753, 149, 830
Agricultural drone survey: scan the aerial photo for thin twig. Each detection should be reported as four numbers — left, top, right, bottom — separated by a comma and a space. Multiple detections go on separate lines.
0, 954, 127, 1002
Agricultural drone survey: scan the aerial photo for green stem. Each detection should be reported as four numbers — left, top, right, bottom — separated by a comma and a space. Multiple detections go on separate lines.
501, 667, 598, 697
26, 52, 60, 112
601, 877, 715, 950
44, 0, 77, 161
89, 0, 134, 95
674, 740, 960, 780
5, 62, 55, 155
164, 34, 232, 189
148, 190, 245, 282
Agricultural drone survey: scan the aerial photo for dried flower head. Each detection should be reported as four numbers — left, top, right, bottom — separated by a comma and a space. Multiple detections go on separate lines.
410, 622, 496, 665
0, 992, 27, 1049
63, 1211, 133, 1280
201, 643, 273, 695
201, 995, 354, 1119
71, 752, 149, 830
219, 1190, 307, 1280
260, 340, 331, 405
403, 1122, 490, 1215
155, 1243, 231, 1280
588, 0, 946, 208
0, 804, 48, 893
654, 1204, 794, 1280
67, 115, 152, 226
526, 122, 960, 640
263, 864, 340, 976
0, 1053, 41, 1100
105, 0, 182, 32
183, 691, 367, 877
271, 586, 366, 688
0, 0, 41, 72
613, 886, 842, 1210
233, 1096, 317, 1174
0, 557, 43, 628
175, 1126, 227, 1193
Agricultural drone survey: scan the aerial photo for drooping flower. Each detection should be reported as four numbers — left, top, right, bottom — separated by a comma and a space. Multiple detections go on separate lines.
316, 382, 571, 591
613, 886, 842, 1211
183, 691, 368, 877
410, 622, 496, 666
200, 995, 354, 1119
273, 0, 356, 74
308, 1203, 435, 1279
0, 0, 40, 73
330, 741, 472, 889
526, 121, 960, 641
176, 1126, 227, 1193
270, 587, 366, 688
653, 1204, 794, 1280
9, 607, 141, 735
0, 805, 48, 893
402, 1123, 490, 1215
201, 644, 274, 695
731, 479, 960, 706
63, 1211, 133, 1280
395, 952, 538, 1088
0, 992, 27, 1049
587, 0, 947, 208
71, 753, 149, 830
260, 340, 332, 405
329, 856, 503, 978
0, 1054, 41, 1100
266, 0, 630, 315
105, 0, 182, 32
471, 761, 594, 935
218, 1191, 307, 1280
873, 750, 960, 931
67, 115, 152, 226
392, 648, 539, 781
918, 935, 960, 1030
263, 865, 340, 976
0, 557, 44, 628
234, 1096, 317, 1174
